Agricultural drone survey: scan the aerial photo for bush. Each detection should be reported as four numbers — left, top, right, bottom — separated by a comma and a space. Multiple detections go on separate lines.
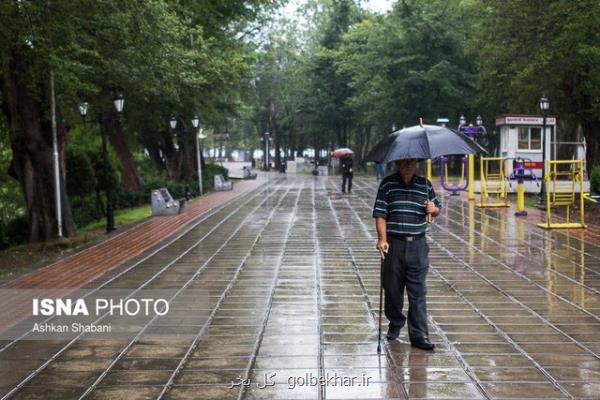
70, 193, 103, 228
65, 135, 120, 198
1, 125, 27, 249
0, 215, 28, 250
591, 166, 600, 194
189, 163, 229, 196
65, 145, 96, 197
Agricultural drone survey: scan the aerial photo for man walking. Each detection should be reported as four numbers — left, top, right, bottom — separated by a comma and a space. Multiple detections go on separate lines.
375, 162, 385, 181
341, 155, 353, 193
372, 158, 440, 350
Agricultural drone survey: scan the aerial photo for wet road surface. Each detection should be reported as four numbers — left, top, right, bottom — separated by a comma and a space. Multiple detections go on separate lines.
0, 176, 599, 399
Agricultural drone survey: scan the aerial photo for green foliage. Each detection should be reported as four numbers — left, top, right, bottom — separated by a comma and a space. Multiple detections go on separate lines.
244, 0, 477, 166
65, 144, 97, 197
65, 129, 122, 227
81, 204, 151, 233
473, 0, 600, 165
189, 163, 230, 196
69, 193, 102, 228
0, 0, 280, 244
3, 0, 600, 246
0, 115, 26, 249
0, 216, 28, 250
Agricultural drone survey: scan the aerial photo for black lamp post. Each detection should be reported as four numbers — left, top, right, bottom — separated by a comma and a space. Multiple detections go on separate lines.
169, 115, 190, 200
261, 132, 271, 171
78, 91, 124, 233
539, 95, 550, 205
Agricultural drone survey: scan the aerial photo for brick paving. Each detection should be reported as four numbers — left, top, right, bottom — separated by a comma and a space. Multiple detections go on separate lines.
0, 175, 598, 399
3, 179, 263, 290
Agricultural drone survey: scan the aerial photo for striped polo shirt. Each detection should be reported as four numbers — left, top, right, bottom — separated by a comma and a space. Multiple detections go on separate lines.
372, 173, 441, 237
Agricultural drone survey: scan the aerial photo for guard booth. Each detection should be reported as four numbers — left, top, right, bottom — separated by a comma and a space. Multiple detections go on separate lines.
495, 114, 589, 193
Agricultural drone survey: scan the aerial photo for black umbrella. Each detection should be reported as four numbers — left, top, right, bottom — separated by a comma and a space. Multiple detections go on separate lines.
366, 124, 487, 163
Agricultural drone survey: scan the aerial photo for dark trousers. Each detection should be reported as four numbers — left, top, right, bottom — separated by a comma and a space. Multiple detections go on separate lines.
342, 172, 353, 192
382, 235, 430, 341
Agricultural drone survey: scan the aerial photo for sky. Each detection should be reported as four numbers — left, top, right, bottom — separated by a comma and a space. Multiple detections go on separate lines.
283, 0, 393, 19
362, 0, 393, 13
276, 0, 394, 45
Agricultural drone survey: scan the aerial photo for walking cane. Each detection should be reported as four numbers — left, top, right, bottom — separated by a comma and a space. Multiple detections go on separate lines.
377, 257, 384, 354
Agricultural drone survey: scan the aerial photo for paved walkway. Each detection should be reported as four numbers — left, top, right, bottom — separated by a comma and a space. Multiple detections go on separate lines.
0, 175, 598, 399
3, 178, 263, 290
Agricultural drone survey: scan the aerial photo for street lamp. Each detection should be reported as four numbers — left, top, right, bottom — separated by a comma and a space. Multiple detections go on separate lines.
458, 114, 486, 201
169, 115, 190, 200
78, 92, 124, 233
191, 114, 199, 130
112, 91, 124, 113
79, 99, 89, 118
169, 115, 178, 130
192, 114, 205, 196
539, 95, 550, 205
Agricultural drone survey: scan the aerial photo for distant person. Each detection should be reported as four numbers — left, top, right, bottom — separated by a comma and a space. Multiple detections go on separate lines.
341, 155, 353, 193
280, 157, 287, 173
312, 158, 319, 176
375, 162, 385, 180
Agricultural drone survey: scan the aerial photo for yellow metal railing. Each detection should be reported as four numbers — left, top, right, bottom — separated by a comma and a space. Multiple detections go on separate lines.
478, 157, 509, 208
538, 159, 586, 229
443, 157, 466, 187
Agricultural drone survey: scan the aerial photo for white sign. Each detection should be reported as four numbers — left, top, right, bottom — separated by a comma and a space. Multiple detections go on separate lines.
496, 115, 556, 126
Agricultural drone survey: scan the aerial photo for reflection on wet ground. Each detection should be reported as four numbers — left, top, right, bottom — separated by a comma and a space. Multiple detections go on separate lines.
0, 176, 598, 399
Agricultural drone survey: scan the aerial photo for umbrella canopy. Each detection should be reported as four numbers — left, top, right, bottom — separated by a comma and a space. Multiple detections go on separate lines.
330, 148, 354, 158
365, 124, 486, 163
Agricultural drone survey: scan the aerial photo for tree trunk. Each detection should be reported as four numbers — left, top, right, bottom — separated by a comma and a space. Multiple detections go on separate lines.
105, 111, 144, 191
160, 131, 179, 180
269, 101, 281, 170
582, 120, 600, 171
1, 52, 76, 241
364, 126, 372, 167
336, 125, 343, 148
355, 126, 365, 168
144, 132, 166, 171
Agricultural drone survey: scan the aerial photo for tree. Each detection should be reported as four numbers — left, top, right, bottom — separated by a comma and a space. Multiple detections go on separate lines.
0, 0, 278, 242
474, 0, 600, 168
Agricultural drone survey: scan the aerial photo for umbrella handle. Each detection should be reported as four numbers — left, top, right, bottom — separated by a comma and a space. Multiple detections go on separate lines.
426, 180, 434, 224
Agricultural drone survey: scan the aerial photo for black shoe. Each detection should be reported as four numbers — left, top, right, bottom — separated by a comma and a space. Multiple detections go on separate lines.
411, 338, 435, 350
386, 325, 401, 340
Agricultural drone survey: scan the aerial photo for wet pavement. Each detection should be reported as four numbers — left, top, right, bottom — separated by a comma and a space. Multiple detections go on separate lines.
1, 175, 599, 399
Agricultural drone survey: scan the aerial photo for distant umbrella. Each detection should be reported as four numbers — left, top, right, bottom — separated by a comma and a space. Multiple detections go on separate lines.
365, 124, 486, 163
330, 148, 354, 158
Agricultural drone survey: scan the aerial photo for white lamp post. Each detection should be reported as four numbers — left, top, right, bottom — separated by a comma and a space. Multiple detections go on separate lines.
539, 95, 550, 205
192, 114, 206, 196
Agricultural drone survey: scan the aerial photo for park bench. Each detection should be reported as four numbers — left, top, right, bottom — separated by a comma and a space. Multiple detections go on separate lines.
242, 166, 257, 180
151, 188, 187, 216
214, 174, 234, 191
